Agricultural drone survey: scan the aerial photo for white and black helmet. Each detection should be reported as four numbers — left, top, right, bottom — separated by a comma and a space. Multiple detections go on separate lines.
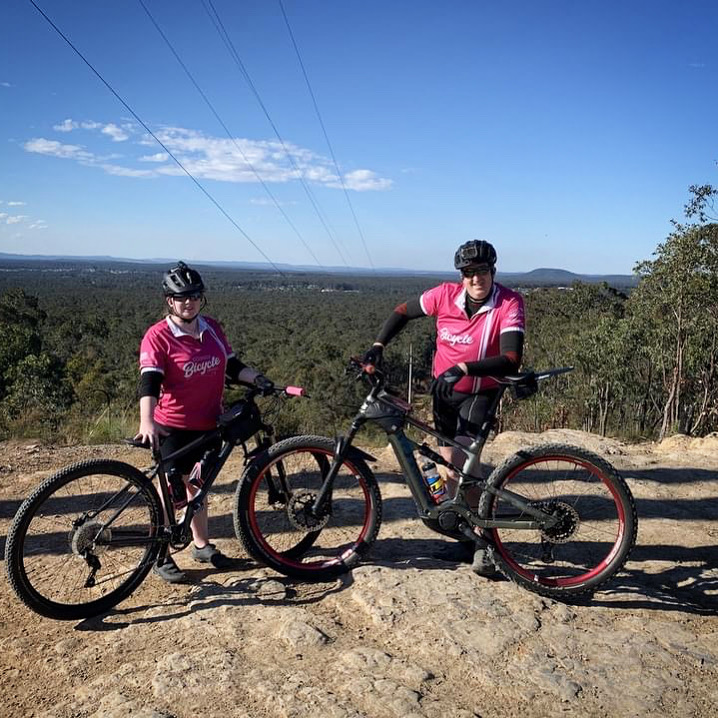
162, 261, 205, 296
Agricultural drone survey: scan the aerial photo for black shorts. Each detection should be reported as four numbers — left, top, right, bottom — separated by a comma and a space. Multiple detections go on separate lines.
432, 389, 499, 446
158, 425, 221, 476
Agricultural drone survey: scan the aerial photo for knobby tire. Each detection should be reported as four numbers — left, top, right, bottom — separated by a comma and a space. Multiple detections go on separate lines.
477, 443, 637, 598
234, 435, 382, 579
5, 459, 162, 620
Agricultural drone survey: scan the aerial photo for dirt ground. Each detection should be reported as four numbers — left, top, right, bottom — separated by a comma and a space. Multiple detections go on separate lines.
1, 430, 716, 718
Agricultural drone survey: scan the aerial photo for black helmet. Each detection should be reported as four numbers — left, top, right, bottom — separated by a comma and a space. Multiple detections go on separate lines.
162, 261, 205, 296
454, 240, 497, 270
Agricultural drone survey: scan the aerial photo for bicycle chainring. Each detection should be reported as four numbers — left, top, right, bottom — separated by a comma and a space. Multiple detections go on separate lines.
286, 489, 331, 531
535, 501, 580, 544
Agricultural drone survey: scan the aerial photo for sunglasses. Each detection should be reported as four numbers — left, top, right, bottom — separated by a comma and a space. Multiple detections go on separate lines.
461, 266, 492, 279
172, 292, 203, 302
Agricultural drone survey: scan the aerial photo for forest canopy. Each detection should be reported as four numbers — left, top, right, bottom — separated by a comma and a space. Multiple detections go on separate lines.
1, 217, 717, 445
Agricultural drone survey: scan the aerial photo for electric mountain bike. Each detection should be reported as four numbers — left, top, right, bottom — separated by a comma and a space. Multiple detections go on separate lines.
235, 362, 638, 599
5, 383, 307, 620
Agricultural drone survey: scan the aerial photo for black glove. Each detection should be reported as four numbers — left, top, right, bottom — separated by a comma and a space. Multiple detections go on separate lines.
253, 374, 275, 396
362, 344, 384, 368
430, 365, 465, 402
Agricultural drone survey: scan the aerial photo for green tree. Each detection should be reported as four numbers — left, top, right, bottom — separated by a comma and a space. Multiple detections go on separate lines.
1, 353, 74, 434
631, 222, 718, 438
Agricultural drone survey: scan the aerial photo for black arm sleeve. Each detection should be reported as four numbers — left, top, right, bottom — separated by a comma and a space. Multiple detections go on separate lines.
139, 370, 163, 399
464, 330, 524, 377
226, 355, 248, 383
376, 298, 425, 345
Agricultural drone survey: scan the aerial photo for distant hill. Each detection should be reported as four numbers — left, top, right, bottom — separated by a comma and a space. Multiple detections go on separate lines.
0, 252, 637, 287
498, 267, 637, 287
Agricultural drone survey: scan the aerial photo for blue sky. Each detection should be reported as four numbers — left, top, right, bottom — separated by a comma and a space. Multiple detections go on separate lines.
1, 1, 716, 274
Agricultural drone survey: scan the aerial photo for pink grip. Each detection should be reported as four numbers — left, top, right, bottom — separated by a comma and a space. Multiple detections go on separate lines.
284, 386, 305, 397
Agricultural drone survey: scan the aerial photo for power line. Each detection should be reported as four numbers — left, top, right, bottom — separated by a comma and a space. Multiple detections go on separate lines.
137, 0, 324, 269
201, 0, 352, 267
27, 0, 285, 275
278, 0, 375, 270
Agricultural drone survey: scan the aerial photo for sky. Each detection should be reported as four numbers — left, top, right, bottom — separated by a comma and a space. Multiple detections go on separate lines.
1, 0, 717, 275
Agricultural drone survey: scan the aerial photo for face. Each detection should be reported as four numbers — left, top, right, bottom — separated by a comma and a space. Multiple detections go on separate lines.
461, 264, 493, 301
167, 293, 202, 321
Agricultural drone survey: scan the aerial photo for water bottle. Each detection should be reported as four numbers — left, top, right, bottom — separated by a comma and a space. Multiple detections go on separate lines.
421, 461, 447, 503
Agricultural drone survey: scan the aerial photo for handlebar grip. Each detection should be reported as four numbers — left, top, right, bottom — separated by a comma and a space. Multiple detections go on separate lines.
284, 386, 306, 397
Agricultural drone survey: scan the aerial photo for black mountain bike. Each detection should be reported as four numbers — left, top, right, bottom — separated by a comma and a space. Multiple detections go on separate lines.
5, 383, 307, 620
235, 362, 638, 600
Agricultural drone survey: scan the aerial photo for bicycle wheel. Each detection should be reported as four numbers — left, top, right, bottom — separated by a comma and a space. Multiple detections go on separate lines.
234, 435, 382, 580
478, 444, 637, 598
5, 459, 162, 620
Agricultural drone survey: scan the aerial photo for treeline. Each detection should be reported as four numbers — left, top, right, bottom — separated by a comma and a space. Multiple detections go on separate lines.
1, 219, 717, 444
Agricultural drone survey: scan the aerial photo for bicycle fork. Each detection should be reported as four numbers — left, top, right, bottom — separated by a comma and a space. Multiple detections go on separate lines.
309, 418, 365, 516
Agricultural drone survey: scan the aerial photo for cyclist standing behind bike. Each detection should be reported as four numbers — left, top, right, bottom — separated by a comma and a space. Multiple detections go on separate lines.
362, 240, 525, 576
135, 261, 274, 583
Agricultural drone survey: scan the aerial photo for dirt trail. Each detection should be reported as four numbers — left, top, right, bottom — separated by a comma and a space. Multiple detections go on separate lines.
1, 431, 716, 718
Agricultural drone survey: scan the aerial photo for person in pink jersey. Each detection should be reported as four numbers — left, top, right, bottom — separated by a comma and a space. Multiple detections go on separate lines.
135, 261, 274, 583
363, 240, 525, 575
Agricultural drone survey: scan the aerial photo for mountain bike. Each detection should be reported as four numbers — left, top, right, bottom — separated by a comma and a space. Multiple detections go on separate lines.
5, 383, 307, 620
235, 362, 638, 599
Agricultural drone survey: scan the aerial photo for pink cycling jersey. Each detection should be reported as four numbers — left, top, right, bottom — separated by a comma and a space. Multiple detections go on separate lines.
139, 316, 233, 430
420, 282, 525, 393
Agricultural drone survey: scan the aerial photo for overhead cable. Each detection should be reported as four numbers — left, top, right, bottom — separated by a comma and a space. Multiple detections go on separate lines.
278, 0, 375, 270
202, 0, 351, 267
137, 0, 324, 269
28, 0, 285, 275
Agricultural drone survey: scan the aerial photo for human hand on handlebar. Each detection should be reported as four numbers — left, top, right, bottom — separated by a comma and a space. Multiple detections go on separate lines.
134, 418, 168, 451
253, 374, 275, 396
362, 343, 384, 368
430, 364, 466, 401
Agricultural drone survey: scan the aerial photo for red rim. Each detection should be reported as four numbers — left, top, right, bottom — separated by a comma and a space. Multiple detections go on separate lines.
247, 448, 372, 570
492, 455, 626, 587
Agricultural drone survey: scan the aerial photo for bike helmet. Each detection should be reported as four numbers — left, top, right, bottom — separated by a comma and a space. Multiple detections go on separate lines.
162, 261, 205, 296
454, 240, 497, 270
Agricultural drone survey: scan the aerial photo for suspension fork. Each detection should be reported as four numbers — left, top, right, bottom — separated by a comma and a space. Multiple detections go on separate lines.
310, 417, 365, 514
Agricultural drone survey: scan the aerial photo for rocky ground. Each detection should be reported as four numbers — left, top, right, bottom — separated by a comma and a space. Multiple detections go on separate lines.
1, 430, 717, 718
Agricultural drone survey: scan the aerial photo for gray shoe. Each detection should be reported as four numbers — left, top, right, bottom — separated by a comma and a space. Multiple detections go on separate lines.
152, 555, 187, 584
471, 547, 497, 577
191, 543, 232, 568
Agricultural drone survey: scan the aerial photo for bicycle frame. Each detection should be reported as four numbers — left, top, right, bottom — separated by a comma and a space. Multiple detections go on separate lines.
99, 390, 291, 552
311, 367, 569, 539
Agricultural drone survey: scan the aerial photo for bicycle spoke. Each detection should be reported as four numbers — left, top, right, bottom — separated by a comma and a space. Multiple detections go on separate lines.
484, 446, 636, 594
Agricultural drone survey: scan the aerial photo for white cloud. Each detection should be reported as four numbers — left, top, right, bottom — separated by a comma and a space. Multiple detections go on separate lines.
101, 123, 129, 142
7, 201, 26, 206
99, 164, 155, 178
54, 119, 78, 132
28, 221, 48, 230
341, 169, 393, 191
25, 122, 393, 191
0, 213, 6, 219
6, 215, 28, 225
139, 152, 170, 163
25, 138, 95, 162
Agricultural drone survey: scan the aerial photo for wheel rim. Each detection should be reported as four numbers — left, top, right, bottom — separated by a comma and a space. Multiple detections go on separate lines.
17, 469, 157, 609
490, 455, 627, 588
247, 448, 372, 570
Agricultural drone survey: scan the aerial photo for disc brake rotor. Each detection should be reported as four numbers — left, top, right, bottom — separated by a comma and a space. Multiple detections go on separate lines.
286, 489, 331, 531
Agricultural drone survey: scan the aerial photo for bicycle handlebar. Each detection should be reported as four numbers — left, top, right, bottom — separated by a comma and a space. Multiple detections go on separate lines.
348, 357, 573, 392
228, 380, 310, 399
